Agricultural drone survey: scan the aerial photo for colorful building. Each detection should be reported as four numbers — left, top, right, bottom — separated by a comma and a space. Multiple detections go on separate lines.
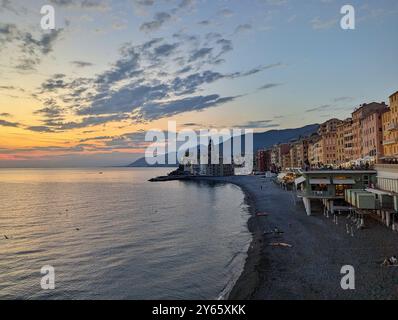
352, 102, 388, 161
382, 91, 398, 161
256, 149, 271, 172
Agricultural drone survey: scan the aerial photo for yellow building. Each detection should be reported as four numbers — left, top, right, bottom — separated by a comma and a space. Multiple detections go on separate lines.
382, 91, 398, 161
282, 152, 292, 170
309, 136, 323, 167
336, 118, 354, 165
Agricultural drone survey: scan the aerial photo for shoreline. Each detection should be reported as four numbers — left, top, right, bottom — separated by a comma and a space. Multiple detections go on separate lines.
183, 175, 398, 300
185, 176, 266, 300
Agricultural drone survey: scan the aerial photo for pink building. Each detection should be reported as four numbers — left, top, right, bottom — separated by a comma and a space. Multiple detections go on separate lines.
362, 109, 386, 162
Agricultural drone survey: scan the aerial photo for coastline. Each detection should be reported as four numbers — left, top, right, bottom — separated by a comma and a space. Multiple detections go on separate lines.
185, 176, 267, 300
182, 175, 398, 300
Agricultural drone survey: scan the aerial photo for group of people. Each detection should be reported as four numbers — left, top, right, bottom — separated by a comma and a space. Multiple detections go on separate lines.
382, 255, 398, 266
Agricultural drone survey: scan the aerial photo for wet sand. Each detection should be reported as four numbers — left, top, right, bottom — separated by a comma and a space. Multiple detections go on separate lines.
193, 175, 398, 300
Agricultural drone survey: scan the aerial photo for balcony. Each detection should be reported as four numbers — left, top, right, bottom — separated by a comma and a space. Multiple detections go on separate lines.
383, 138, 398, 146
387, 123, 398, 132
297, 190, 337, 199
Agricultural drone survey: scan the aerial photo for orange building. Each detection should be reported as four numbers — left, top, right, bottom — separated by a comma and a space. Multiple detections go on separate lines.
382, 91, 398, 161
336, 118, 354, 165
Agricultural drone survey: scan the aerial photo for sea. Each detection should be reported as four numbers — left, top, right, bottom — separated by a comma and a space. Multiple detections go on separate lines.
0, 168, 251, 300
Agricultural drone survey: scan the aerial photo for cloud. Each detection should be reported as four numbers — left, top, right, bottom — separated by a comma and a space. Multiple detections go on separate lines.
0, 23, 63, 70
217, 8, 234, 18
33, 30, 283, 131
137, 94, 237, 122
310, 17, 338, 30
26, 126, 56, 133
234, 24, 252, 34
334, 96, 354, 103
306, 104, 332, 112
140, 12, 172, 32
234, 120, 280, 129
71, 60, 94, 68
49, 0, 109, 11
258, 83, 283, 91
0, 119, 20, 127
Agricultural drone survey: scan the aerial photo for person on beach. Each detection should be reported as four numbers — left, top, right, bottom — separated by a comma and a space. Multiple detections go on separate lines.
382, 256, 398, 266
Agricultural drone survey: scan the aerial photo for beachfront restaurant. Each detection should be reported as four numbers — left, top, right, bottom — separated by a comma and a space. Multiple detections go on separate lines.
295, 170, 377, 216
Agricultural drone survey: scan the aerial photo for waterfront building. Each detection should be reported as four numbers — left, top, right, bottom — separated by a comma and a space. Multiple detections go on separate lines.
256, 149, 271, 172
295, 170, 376, 216
352, 102, 388, 161
323, 131, 338, 166
308, 135, 323, 167
318, 118, 342, 136
361, 108, 386, 163
184, 140, 235, 177
270, 143, 290, 170
336, 118, 354, 165
270, 145, 280, 170
282, 152, 292, 170
289, 142, 298, 168
382, 91, 398, 161
296, 138, 309, 168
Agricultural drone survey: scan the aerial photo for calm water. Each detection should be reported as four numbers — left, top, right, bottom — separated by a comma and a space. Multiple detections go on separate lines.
0, 168, 251, 300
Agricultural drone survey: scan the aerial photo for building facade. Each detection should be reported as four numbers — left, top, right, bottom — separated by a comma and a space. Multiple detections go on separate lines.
362, 109, 385, 162
256, 149, 271, 172
352, 102, 388, 161
382, 91, 398, 161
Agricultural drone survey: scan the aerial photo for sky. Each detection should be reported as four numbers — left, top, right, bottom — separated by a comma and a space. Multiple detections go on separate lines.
0, 0, 397, 167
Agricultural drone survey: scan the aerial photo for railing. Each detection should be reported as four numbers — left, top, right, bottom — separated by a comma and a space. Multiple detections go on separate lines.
383, 138, 398, 146
387, 123, 398, 131
297, 190, 335, 198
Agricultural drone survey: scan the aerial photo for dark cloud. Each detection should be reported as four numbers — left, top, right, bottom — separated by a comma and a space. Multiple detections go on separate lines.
234, 120, 280, 129
26, 126, 56, 133
71, 60, 94, 68
137, 94, 237, 122
140, 12, 172, 33
34, 29, 282, 131
306, 105, 332, 113
0, 119, 20, 127
334, 96, 354, 103
189, 47, 212, 62
0, 23, 63, 70
258, 83, 283, 91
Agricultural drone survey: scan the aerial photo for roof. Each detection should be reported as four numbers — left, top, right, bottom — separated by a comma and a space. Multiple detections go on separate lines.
303, 170, 376, 174
389, 90, 398, 98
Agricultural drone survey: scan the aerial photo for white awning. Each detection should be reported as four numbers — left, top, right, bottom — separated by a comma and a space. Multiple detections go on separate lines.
310, 179, 331, 185
277, 173, 287, 180
365, 188, 393, 196
333, 179, 356, 185
295, 176, 306, 186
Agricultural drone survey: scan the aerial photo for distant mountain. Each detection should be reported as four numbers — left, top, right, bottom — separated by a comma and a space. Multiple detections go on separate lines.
252, 124, 319, 151
128, 124, 319, 167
